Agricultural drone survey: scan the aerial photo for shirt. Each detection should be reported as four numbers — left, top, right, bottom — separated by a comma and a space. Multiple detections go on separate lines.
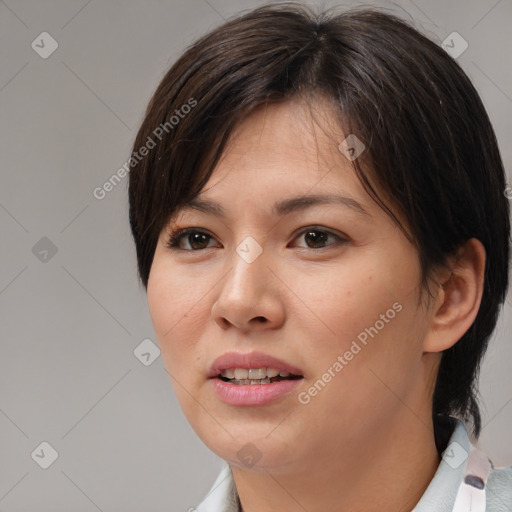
193, 415, 512, 512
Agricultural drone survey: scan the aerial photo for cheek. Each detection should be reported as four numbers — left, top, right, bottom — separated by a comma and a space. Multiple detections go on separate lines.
147, 254, 211, 334
147, 263, 212, 418
289, 247, 422, 390
288, 256, 404, 356
147, 260, 205, 369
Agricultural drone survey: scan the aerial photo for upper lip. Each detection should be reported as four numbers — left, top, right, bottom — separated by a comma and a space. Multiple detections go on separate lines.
208, 350, 304, 378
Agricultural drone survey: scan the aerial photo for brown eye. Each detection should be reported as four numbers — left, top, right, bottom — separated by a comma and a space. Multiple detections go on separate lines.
293, 227, 348, 250
167, 229, 217, 251
303, 230, 330, 249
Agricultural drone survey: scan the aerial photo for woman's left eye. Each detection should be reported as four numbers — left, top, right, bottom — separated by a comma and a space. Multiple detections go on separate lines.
166, 226, 348, 251
292, 227, 348, 249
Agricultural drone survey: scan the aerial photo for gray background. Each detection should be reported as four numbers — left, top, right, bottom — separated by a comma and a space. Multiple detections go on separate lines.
0, 0, 511, 510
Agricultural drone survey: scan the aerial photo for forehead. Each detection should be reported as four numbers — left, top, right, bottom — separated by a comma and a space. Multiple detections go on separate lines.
219, 96, 347, 168
169, 98, 380, 224
199, 97, 365, 202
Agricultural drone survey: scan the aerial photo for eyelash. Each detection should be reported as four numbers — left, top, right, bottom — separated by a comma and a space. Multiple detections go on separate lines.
166, 226, 348, 252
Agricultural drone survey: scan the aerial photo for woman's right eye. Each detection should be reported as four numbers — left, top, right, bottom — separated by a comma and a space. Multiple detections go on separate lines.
166, 228, 218, 251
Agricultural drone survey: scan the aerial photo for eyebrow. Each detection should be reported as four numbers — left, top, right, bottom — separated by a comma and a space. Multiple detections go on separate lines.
177, 193, 371, 219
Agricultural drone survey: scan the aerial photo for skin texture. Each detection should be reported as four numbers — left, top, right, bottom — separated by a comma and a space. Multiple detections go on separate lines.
147, 97, 486, 512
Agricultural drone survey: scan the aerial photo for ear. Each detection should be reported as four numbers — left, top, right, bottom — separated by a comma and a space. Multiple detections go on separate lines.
423, 238, 486, 353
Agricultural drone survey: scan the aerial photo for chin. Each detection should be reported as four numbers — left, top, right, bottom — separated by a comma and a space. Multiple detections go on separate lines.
204, 430, 301, 472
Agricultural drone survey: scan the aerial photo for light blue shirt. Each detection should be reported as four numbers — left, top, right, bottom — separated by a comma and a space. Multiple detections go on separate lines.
194, 417, 512, 511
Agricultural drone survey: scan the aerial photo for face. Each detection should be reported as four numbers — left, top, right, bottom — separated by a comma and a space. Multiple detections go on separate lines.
147, 97, 438, 473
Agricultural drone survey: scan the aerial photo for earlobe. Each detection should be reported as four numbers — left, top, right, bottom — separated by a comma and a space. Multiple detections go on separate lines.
423, 238, 486, 353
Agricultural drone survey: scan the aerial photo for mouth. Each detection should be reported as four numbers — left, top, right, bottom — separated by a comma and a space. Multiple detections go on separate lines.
216, 368, 304, 385
208, 351, 305, 384
210, 364, 304, 406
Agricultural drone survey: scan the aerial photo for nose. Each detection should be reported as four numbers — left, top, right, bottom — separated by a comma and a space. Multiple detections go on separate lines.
211, 245, 286, 332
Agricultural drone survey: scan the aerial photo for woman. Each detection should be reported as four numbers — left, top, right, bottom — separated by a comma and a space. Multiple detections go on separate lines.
128, 3, 512, 511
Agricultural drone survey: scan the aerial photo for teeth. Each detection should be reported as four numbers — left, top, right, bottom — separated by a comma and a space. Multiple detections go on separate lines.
234, 378, 271, 385
248, 368, 266, 379
221, 369, 235, 379
234, 368, 249, 379
220, 368, 292, 379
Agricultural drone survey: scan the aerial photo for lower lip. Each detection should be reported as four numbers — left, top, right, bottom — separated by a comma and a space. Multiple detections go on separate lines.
210, 377, 303, 406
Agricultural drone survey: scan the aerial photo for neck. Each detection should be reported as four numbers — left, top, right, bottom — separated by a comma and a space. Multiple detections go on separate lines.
230, 412, 441, 512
